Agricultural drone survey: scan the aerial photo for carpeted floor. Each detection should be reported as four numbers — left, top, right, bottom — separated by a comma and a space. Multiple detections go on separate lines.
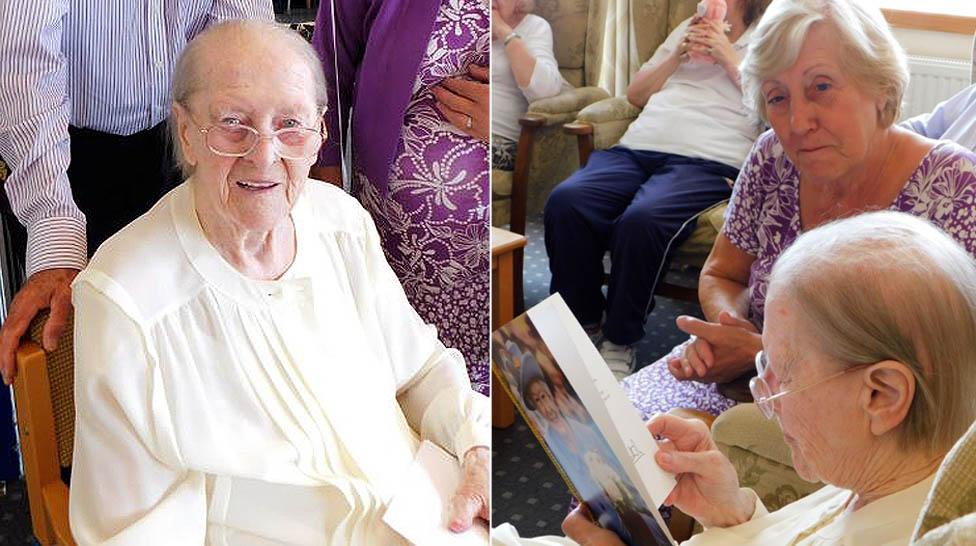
491, 214, 704, 535
0, 480, 33, 544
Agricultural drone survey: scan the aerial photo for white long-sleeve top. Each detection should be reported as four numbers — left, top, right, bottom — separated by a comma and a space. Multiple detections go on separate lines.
491, 14, 566, 142
68, 180, 490, 545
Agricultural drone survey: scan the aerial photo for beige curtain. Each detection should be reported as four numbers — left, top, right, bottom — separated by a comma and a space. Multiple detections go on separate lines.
587, 0, 697, 96
590, 0, 639, 97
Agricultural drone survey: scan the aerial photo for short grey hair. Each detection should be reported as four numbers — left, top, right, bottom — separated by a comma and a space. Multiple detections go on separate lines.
169, 19, 328, 177
740, 0, 909, 127
768, 211, 976, 455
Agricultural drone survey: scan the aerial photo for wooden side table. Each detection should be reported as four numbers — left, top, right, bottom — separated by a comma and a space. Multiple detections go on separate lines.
491, 227, 527, 429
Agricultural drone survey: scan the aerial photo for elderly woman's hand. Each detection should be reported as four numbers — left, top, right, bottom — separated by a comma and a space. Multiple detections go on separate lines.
433, 65, 490, 143
685, 18, 741, 81
448, 446, 489, 532
562, 505, 627, 546
667, 311, 761, 383
649, 414, 756, 529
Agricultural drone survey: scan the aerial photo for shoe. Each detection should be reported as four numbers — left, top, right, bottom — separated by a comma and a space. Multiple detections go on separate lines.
599, 340, 636, 380
582, 322, 603, 346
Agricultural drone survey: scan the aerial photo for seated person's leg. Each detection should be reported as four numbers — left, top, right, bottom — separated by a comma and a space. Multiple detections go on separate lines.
607, 156, 739, 417
543, 147, 651, 330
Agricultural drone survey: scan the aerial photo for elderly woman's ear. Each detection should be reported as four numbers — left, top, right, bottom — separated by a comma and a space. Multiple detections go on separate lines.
860, 361, 916, 438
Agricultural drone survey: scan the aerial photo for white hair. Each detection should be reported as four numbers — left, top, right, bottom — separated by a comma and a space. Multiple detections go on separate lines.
740, 0, 908, 127
768, 211, 976, 454
169, 19, 328, 177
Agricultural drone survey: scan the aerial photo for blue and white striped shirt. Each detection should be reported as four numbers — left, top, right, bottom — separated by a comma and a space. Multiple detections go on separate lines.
0, 1, 273, 276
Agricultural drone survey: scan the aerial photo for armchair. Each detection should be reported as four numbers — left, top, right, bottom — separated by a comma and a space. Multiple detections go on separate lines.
559, 0, 723, 304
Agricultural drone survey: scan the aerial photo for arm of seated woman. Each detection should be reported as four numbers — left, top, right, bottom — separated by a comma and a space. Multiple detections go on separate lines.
70, 281, 207, 544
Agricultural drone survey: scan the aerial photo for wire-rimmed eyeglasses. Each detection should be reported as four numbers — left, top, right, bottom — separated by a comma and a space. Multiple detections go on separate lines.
188, 114, 325, 160
749, 351, 869, 420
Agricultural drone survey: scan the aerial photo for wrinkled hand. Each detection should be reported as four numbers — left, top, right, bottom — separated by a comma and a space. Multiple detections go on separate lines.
685, 18, 740, 79
448, 446, 489, 533
648, 414, 755, 528
562, 505, 626, 546
0, 268, 78, 385
667, 311, 761, 383
491, 9, 513, 41
433, 65, 490, 142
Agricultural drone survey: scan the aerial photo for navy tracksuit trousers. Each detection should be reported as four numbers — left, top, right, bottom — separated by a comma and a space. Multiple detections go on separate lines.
544, 147, 738, 346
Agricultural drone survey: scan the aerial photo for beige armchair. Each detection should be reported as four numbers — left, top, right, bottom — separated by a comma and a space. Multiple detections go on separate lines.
561, 0, 725, 303
492, 1, 606, 232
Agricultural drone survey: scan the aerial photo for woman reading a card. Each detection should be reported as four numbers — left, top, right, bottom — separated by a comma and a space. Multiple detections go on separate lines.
68, 20, 489, 545
495, 210, 976, 545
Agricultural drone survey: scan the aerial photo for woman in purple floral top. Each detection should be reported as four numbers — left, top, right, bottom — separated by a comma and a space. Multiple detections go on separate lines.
311, 0, 490, 395
622, 0, 976, 420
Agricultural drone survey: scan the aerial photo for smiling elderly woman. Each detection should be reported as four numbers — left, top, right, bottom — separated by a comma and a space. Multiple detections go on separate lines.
68, 20, 489, 545
496, 210, 976, 545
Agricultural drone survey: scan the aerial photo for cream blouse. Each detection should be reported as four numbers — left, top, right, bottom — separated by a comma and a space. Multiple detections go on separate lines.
68, 181, 490, 545
493, 474, 936, 546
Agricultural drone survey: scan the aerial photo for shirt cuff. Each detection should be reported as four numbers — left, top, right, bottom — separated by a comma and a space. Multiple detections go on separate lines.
25, 215, 87, 277
452, 392, 490, 459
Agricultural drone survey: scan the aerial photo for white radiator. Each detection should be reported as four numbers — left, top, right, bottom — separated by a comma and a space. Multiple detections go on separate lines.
902, 55, 971, 121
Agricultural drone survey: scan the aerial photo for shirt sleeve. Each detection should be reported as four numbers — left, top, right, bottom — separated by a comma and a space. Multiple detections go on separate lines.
69, 279, 206, 545
358, 209, 489, 458
722, 131, 777, 257
901, 84, 976, 140
312, 0, 369, 169
208, 0, 275, 22
518, 17, 564, 103
639, 18, 690, 71
0, 0, 87, 276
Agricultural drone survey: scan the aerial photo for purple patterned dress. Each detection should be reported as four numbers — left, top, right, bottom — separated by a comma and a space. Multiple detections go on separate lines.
623, 131, 976, 420
356, 0, 490, 393
313, 0, 489, 394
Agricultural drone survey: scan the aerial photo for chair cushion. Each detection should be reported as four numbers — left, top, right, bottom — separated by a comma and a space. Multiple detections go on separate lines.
713, 403, 825, 512
671, 201, 727, 267
913, 419, 976, 539
914, 513, 976, 546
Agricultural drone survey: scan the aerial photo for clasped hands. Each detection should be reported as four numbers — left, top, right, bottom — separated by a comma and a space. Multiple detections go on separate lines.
562, 415, 756, 546
667, 311, 762, 384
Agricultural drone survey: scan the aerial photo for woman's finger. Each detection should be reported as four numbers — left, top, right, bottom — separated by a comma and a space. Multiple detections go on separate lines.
447, 490, 482, 532
432, 85, 474, 113
467, 64, 489, 83
697, 337, 715, 368
439, 77, 485, 101
685, 343, 708, 377
435, 102, 474, 137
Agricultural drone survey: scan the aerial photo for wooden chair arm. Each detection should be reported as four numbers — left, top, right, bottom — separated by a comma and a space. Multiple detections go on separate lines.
517, 113, 546, 129
42, 481, 75, 546
562, 122, 595, 167
562, 121, 594, 135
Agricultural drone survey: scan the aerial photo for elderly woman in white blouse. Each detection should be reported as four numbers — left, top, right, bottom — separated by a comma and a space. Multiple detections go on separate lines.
491, 0, 565, 169
68, 20, 489, 545
495, 211, 976, 545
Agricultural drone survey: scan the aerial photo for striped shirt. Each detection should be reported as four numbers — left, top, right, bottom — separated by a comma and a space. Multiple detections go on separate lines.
0, 1, 273, 277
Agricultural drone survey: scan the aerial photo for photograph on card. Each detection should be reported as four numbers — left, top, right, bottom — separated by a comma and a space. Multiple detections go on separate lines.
492, 303, 675, 546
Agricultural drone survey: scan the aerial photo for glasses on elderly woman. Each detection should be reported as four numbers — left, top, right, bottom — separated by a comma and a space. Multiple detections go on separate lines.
188, 114, 325, 160
749, 351, 870, 420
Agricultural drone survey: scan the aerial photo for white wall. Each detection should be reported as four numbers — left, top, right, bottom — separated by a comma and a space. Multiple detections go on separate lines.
893, 27, 972, 61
